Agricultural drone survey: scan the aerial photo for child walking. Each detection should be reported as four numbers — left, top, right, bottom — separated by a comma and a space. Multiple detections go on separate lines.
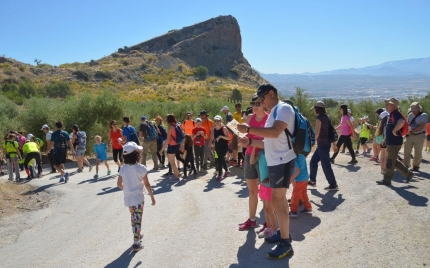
182, 134, 197, 179
94, 135, 110, 178
289, 154, 312, 217
117, 142, 156, 252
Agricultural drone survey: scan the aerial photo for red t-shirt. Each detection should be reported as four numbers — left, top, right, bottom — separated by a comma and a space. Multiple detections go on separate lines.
110, 129, 123, 149
192, 127, 206, 146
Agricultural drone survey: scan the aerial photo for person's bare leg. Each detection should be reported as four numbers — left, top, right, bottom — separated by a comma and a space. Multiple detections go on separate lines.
264, 200, 277, 230
246, 179, 259, 219
169, 154, 179, 178
271, 188, 290, 239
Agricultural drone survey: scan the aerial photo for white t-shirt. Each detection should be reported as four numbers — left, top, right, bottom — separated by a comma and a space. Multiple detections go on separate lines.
119, 163, 148, 207
264, 102, 296, 166
46, 131, 53, 141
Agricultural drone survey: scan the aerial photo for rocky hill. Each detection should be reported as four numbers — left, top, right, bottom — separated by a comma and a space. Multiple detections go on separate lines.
0, 15, 266, 102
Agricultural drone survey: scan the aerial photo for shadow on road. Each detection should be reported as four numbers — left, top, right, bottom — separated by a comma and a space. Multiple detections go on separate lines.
78, 174, 118, 185
97, 187, 121, 195
22, 182, 59, 195
104, 248, 141, 268
290, 215, 321, 242
334, 163, 361, 172
309, 189, 345, 212
152, 177, 173, 195
391, 185, 428, 207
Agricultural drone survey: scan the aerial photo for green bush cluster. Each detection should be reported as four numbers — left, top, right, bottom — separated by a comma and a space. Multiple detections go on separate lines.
194, 66, 208, 78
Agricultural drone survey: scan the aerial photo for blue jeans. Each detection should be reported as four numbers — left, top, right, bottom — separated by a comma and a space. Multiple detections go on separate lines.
310, 143, 337, 186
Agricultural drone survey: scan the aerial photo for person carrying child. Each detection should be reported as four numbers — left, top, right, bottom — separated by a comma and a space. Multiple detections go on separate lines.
117, 142, 156, 252
94, 135, 110, 178
289, 154, 312, 217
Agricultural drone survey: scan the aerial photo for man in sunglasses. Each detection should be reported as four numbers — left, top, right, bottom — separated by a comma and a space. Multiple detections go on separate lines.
237, 83, 295, 260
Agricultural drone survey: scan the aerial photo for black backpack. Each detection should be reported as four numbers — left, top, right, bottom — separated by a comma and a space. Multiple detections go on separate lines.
328, 117, 339, 143
55, 131, 68, 153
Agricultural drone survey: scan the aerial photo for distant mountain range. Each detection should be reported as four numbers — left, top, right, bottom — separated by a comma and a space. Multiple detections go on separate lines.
260, 57, 430, 100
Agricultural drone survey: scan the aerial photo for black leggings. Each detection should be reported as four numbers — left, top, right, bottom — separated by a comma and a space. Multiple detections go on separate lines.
157, 141, 165, 165
332, 135, 356, 160
24, 152, 42, 176
113, 148, 123, 163
183, 157, 196, 177
216, 148, 228, 176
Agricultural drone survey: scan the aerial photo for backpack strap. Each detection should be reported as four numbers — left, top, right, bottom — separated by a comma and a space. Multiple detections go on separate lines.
410, 112, 423, 125
273, 103, 293, 150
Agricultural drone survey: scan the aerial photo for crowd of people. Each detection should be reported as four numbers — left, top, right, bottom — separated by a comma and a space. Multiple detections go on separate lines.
2, 83, 429, 259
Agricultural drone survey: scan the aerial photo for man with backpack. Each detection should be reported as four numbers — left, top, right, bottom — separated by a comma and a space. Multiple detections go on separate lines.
377, 98, 414, 186
41, 124, 57, 173
122, 117, 140, 145
237, 84, 295, 260
47, 121, 75, 183
139, 116, 159, 171
403, 102, 428, 171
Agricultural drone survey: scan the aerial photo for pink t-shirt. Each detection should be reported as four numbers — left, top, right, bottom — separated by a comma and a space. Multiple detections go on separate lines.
340, 115, 352, 136
246, 113, 269, 155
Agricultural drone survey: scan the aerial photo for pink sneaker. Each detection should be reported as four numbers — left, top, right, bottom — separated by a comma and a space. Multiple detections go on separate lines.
223, 171, 230, 178
239, 218, 257, 231
256, 222, 267, 234
369, 156, 378, 161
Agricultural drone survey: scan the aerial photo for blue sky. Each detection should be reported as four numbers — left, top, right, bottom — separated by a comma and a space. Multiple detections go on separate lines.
1, 0, 429, 73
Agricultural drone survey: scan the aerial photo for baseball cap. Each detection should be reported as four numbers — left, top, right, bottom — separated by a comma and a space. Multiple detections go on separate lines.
123, 142, 143, 155
186, 111, 192, 115
347, 109, 352, 114
214, 115, 222, 121
256, 83, 277, 97
40, 124, 49, 130
195, 118, 202, 122
220, 106, 229, 112
379, 111, 389, 119
26, 133, 34, 141
199, 110, 208, 116
384, 97, 400, 107
141, 116, 147, 120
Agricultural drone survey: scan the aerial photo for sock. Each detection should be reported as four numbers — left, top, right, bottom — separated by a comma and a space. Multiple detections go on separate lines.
133, 240, 140, 245
250, 218, 256, 222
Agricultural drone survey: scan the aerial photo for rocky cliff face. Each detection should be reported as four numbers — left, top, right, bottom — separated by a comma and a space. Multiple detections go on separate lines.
131, 15, 265, 85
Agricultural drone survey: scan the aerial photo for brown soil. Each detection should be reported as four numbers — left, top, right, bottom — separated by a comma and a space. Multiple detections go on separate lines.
0, 182, 56, 219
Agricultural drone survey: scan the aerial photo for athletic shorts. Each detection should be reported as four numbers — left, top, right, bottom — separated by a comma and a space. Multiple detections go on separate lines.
244, 154, 259, 179
53, 152, 67, 166
75, 149, 85, 157
427, 135, 430, 141
231, 134, 238, 151
359, 137, 368, 145
268, 159, 295, 189
259, 184, 272, 201
167, 145, 179, 154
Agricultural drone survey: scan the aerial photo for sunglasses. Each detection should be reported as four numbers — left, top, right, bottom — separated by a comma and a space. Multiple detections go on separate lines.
111, 123, 117, 126
258, 91, 270, 102
250, 102, 262, 107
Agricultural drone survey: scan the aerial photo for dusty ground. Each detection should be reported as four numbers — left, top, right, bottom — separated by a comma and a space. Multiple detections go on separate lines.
0, 150, 429, 268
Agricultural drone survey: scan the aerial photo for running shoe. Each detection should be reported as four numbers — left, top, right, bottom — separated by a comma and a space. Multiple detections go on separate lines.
308, 180, 316, 187
162, 172, 173, 177
64, 172, 69, 183
107, 170, 111, 176
223, 171, 230, 178
94, 174, 99, 179
266, 240, 294, 260
324, 185, 339, 191
256, 222, 267, 234
348, 159, 358, 164
215, 175, 222, 181
330, 158, 335, 164
367, 148, 372, 154
59, 177, 65, 183
238, 218, 257, 231
289, 212, 298, 217
300, 209, 312, 214
77, 168, 83, 173
132, 243, 142, 252
369, 156, 378, 161
258, 228, 276, 238
89, 165, 93, 172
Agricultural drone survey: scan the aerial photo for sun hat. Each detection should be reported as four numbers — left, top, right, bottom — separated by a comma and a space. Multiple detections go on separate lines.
311, 101, 326, 109
199, 110, 208, 116
410, 102, 422, 112
384, 97, 400, 107
214, 115, 222, 121
123, 142, 143, 155
220, 106, 229, 112
40, 124, 49, 130
186, 111, 192, 115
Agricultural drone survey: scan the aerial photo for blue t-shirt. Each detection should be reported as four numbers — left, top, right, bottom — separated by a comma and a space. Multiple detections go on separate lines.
294, 154, 309, 182
258, 150, 270, 186
386, 110, 404, 146
122, 126, 137, 143
50, 130, 70, 154
94, 142, 108, 160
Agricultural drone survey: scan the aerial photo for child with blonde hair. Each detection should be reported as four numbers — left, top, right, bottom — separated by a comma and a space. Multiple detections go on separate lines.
94, 135, 110, 178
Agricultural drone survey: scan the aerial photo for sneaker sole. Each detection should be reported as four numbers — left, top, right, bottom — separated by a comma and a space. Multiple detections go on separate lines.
266, 249, 294, 260
239, 225, 257, 231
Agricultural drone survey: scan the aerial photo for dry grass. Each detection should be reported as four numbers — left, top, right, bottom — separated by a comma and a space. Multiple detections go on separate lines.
0, 182, 56, 219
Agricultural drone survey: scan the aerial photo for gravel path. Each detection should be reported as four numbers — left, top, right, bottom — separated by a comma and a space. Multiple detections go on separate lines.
0, 151, 429, 268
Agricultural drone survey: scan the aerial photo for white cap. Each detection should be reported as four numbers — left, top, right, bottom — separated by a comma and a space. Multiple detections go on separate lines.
214, 115, 222, 121
123, 142, 143, 155
347, 109, 352, 114
220, 106, 229, 112
26, 133, 34, 141
40, 124, 49, 130
380, 111, 389, 119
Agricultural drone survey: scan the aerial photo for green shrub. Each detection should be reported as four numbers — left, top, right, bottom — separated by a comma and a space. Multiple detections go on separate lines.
229, 68, 239, 76
194, 66, 208, 78
45, 81, 73, 98
94, 71, 112, 80
215, 71, 223, 77
167, 37, 177, 46
18, 65, 26, 72
73, 70, 89, 81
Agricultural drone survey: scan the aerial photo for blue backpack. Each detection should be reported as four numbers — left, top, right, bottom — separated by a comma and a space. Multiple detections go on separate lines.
172, 124, 184, 144
124, 126, 140, 145
273, 102, 315, 157
146, 122, 158, 141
